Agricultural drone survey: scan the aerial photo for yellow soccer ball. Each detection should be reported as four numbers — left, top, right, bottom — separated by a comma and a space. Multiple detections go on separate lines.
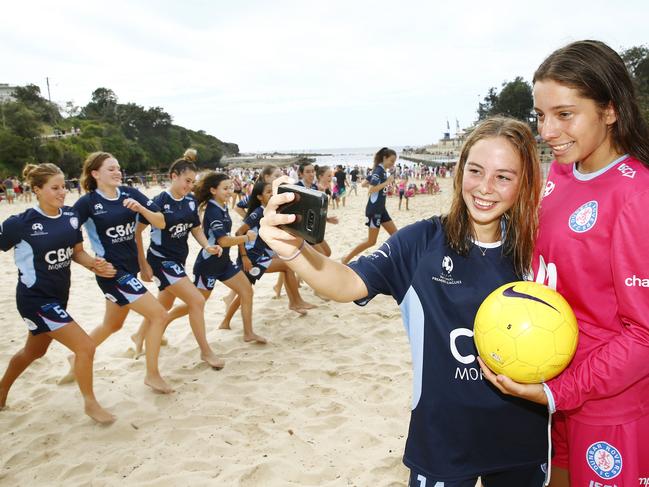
474, 281, 579, 384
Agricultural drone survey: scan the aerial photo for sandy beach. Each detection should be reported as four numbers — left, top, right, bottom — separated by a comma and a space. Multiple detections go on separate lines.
0, 179, 454, 486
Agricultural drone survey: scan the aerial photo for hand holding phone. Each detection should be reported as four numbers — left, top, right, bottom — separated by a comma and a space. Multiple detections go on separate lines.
276, 184, 328, 244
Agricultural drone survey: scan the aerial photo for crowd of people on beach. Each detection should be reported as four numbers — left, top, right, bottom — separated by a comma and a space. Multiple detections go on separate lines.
1, 39, 648, 487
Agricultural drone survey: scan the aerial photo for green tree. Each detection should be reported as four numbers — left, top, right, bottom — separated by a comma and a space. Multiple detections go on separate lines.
477, 77, 534, 124
0, 130, 34, 169
621, 45, 649, 123
83, 87, 118, 121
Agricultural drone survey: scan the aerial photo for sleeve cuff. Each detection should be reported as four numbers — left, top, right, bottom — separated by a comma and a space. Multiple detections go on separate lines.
542, 383, 556, 414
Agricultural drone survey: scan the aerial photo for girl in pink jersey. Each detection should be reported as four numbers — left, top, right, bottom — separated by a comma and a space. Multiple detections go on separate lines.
479, 40, 649, 487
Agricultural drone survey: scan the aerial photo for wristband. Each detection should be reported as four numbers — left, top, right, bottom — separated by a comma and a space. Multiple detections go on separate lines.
277, 239, 306, 262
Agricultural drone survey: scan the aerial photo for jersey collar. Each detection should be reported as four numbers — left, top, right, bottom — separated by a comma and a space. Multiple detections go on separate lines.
573, 153, 629, 181
165, 189, 184, 202
96, 187, 121, 201
209, 199, 228, 211
34, 205, 63, 219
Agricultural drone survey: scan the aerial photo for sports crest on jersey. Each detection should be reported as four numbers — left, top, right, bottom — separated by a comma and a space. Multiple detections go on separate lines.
586, 441, 623, 480
569, 200, 598, 233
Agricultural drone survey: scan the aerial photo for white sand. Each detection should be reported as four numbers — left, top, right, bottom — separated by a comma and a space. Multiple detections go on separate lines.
0, 180, 455, 486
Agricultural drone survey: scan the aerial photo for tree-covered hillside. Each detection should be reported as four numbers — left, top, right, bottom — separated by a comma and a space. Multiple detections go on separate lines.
0, 86, 239, 177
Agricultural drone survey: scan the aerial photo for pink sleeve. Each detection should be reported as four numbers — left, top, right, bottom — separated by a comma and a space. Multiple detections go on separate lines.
548, 189, 649, 411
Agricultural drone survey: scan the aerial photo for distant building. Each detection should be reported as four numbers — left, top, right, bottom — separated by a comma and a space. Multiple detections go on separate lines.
0, 83, 18, 102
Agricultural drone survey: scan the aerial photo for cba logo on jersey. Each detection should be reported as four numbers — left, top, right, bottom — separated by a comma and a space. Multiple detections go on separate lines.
69, 217, 79, 229
569, 200, 598, 233
586, 441, 623, 479
189, 200, 196, 211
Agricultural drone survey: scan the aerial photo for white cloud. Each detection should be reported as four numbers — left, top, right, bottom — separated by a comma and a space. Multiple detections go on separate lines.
2, 0, 647, 150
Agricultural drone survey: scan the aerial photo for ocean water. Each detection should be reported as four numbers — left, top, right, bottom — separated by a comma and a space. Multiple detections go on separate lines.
288, 146, 411, 168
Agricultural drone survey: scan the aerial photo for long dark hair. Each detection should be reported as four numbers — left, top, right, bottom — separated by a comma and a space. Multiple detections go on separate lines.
442, 116, 542, 277
373, 147, 397, 167
534, 40, 649, 168
246, 181, 270, 217
193, 171, 229, 209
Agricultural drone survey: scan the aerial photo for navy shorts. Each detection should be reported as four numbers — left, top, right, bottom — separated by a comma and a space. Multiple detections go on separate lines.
193, 257, 241, 291
96, 271, 148, 306
408, 463, 546, 487
17, 295, 74, 336
238, 253, 273, 284
147, 253, 187, 291
365, 207, 392, 228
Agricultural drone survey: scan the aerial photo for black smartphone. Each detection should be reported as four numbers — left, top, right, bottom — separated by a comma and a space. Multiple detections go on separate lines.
277, 184, 328, 244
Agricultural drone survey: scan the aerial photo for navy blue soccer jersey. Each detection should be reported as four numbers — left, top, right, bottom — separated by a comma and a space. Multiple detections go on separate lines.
348, 217, 547, 480
243, 206, 273, 259
367, 164, 387, 210
236, 194, 249, 210
195, 200, 234, 266
0, 206, 82, 301
73, 187, 159, 274
140, 191, 200, 263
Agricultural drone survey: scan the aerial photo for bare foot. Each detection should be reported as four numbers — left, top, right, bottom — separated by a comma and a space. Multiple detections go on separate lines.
289, 305, 308, 316
85, 400, 116, 424
272, 282, 282, 298
297, 301, 318, 310
244, 333, 267, 344
201, 352, 225, 370
130, 333, 145, 358
132, 334, 167, 357
0, 388, 8, 409
57, 355, 76, 385
144, 374, 174, 394
218, 320, 231, 330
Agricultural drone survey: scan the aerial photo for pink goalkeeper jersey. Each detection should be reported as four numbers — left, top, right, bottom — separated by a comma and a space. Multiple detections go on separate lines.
533, 155, 649, 424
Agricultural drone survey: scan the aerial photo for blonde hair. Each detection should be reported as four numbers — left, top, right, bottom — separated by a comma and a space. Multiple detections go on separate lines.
80, 152, 113, 192
22, 163, 63, 189
442, 116, 542, 277
183, 148, 198, 162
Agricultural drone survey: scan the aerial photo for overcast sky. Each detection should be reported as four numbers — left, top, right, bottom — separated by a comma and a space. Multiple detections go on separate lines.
2, 1, 648, 152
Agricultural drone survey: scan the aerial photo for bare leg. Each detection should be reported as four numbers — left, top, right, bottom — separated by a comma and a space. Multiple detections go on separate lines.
127, 293, 173, 393
341, 227, 380, 264
131, 290, 175, 357
382, 220, 398, 236
58, 300, 129, 384
222, 294, 241, 329
1, 332, 51, 409
223, 272, 265, 344
51, 323, 115, 423
266, 260, 316, 312
272, 273, 284, 298
167, 278, 224, 369
223, 289, 236, 308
